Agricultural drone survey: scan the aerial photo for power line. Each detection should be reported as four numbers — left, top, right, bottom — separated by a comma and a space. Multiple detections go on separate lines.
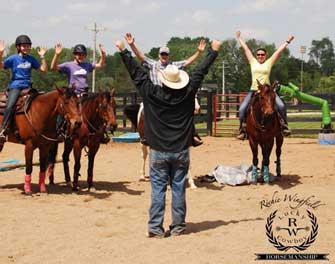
85, 22, 107, 92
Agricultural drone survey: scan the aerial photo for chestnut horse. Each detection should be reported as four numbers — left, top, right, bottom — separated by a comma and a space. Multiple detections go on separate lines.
124, 103, 197, 189
48, 90, 117, 191
0, 87, 82, 194
246, 81, 283, 184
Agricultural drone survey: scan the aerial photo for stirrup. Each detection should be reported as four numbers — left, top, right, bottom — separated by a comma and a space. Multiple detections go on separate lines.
0, 130, 7, 143
56, 132, 65, 142
100, 134, 110, 144
282, 129, 291, 137
236, 131, 247, 140
282, 124, 291, 137
140, 138, 149, 146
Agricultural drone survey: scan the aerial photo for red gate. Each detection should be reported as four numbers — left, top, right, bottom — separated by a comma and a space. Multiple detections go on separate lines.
213, 93, 246, 136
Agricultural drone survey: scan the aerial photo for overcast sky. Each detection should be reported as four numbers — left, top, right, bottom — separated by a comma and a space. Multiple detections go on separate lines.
0, 0, 334, 59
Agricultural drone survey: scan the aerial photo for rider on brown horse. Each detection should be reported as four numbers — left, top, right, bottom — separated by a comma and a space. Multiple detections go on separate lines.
50, 42, 109, 142
0, 35, 48, 149
235, 31, 294, 140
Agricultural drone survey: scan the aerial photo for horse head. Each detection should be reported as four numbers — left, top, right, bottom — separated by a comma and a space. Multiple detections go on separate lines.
97, 89, 118, 133
256, 80, 277, 117
56, 86, 82, 134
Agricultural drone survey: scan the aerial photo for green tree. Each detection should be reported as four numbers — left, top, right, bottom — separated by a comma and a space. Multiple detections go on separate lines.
315, 75, 335, 94
309, 37, 335, 75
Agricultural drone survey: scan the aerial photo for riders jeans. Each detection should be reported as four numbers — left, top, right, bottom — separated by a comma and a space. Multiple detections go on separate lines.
148, 148, 189, 235
1, 88, 21, 131
239, 91, 288, 124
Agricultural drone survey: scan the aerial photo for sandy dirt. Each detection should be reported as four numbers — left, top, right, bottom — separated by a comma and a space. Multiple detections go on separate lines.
0, 137, 334, 264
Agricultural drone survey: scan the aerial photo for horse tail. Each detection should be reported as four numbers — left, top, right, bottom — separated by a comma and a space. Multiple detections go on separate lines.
124, 104, 140, 129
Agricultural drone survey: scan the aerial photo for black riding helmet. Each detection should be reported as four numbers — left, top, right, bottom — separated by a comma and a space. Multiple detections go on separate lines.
15, 35, 32, 46
73, 44, 87, 55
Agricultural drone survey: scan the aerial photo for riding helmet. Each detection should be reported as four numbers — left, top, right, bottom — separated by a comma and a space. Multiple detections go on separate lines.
73, 44, 87, 55
15, 35, 32, 46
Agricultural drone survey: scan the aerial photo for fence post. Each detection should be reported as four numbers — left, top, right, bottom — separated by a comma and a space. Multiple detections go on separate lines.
123, 96, 127, 128
237, 94, 240, 118
207, 90, 214, 136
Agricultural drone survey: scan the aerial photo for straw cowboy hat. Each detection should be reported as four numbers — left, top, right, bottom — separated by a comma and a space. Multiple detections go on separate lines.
157, 65, 189, 89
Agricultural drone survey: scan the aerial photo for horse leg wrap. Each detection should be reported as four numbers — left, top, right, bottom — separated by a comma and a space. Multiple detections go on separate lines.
39, 172, 47, 193
251, 166, 258, 183
24, 174, 32, 194
263, 166, 270, 183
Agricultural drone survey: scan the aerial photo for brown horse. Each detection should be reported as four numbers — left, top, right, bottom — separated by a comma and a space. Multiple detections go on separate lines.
0, 87, 82, 194
246, 81, 283, 184
124, 103, 197, 188
47, 90, 117, 191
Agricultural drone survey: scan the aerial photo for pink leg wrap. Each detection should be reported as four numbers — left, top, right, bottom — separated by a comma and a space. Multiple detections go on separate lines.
24, 174, 32, 194
39, 172, 46, 193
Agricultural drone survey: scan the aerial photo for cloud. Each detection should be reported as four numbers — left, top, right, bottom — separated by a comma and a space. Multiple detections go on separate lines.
191, 10, 213, 24
0, 0, 28, 13
46, 15, 72, 26
102, 18, 130, 31
238, 27, 271, 40
171, 9, 215, 38
66, 1, 108, 13
235, 0, 291, 13
136, 1, 162, 13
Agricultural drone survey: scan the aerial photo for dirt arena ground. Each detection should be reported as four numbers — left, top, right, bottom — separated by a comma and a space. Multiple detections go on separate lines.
0, 137, 334, 264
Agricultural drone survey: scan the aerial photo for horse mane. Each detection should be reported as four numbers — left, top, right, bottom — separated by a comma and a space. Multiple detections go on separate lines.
124, 104, 140, 129
81, 91, 112, 103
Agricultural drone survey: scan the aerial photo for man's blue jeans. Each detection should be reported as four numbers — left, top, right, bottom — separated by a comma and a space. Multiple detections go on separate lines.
148, 148, 189, 235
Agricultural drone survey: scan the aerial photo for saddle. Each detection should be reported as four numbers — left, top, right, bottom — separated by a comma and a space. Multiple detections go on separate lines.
0, 88, 39, 115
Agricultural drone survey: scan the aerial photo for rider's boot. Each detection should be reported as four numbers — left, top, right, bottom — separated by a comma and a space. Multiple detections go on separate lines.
282, 123, 291, 137
0, 128, 7, 152
192, 133, 203, 147
100, 133, 110, 144
236, 122, 247, 140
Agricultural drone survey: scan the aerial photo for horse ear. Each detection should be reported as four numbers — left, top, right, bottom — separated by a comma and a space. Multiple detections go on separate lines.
110, 88, 115, 97
256, 79, 262, 88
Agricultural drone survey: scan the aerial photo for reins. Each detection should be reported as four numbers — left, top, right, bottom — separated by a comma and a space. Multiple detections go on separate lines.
24, 92, 71, 142
81, 96, 109, 135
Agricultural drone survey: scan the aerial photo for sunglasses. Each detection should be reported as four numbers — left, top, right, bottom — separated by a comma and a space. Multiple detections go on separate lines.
256, 53, 266, 57
160, 52, 169, 56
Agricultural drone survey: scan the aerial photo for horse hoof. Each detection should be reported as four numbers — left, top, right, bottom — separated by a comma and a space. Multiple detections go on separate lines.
88, 186, 96, 192
72, 186, 79, 192
263, 176, 270, 184
24, 191, 32, 196
65, 181, 72, 187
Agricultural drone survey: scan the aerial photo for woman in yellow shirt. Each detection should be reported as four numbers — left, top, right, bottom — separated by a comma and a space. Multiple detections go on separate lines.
236, 31, 294, 140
